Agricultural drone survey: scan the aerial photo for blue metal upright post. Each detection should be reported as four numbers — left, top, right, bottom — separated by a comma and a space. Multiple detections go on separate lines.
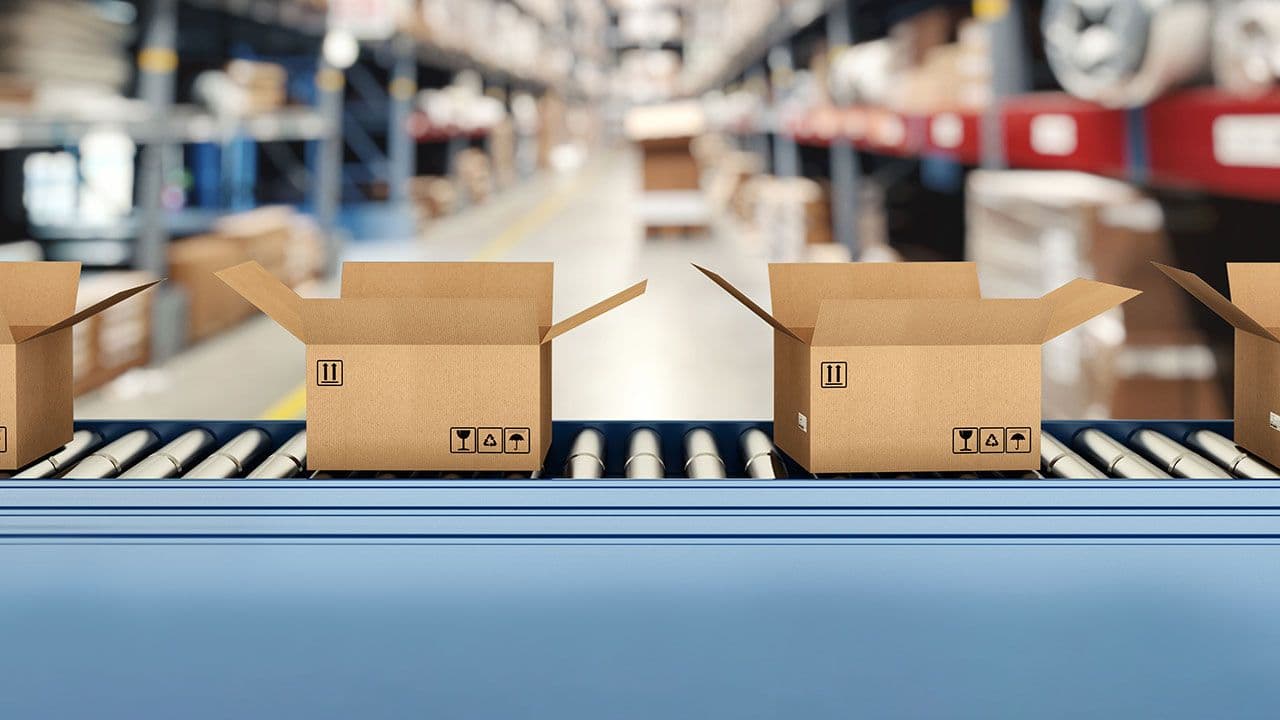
826, 0, 861, 257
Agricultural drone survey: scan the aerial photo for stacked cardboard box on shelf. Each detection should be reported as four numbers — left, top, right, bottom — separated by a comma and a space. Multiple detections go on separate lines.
408, 176, 459, 224
72, 271, 157, 397
455, 148, 493, 205
224, 60, 288, 114
744, 177, 836, 261
967, 170, 1226, 420
168, 207, 325, 345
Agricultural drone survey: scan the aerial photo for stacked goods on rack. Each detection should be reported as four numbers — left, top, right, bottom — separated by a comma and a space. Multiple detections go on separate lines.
825, 11, 991, 115
224, 60, 288, 114
454, 148, 493, 205
1042, 0, 1280, 103
413, 73, 506, 135
0, 0, 133, 109
72, 271, 157, 397
742, 176, 838, 261
966, 170, 1225, 420
168, 208, 324, 345
409, 0, 559, 85
680, 0, 780, 94
408, 176, 458, 224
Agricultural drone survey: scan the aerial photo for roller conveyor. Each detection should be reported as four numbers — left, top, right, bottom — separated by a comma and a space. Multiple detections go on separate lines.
3, 420, 1277, 481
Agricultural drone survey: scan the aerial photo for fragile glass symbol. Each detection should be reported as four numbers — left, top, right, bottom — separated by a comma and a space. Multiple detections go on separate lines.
455, 428, 472, 451
957, 429, 974, 451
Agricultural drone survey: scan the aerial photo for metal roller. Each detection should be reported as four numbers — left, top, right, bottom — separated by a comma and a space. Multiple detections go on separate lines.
1074, 429, 1171, 479
61, 430, 159, 479
684, 428, 725, 479
120, 429, 215, 479
625, 428, 665, 479
10, 430, 102, 479
183, 429, 271, 479
566, 428, 605, 479
1213, 0, 1280, 96
246, 431, 307, 479
1128, 429, 1231, 478
1041, 432, 1109, 479
1185, 430, 1280, 478
740, 428, 784, 479
1042, 0, 1212, 107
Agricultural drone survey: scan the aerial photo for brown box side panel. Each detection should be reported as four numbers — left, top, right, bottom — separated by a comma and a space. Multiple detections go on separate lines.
11, 332, 73, 470
642, 145, 700, 191
807, 345, 1042, 474
540, 342, 553, 461
305, 344, 544, 472
0, 345, 16, 470
772, 333, 812, 470
1233, 331, 1280, 468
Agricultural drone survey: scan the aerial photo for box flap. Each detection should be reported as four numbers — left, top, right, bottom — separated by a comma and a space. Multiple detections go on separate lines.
694, 265, 803, 342
768, 263, 982, 329
341, 262, 555, 327
1040, 278, 1142, 342
541, 280, 647, 344
19, 279, 161, 342
215, 261, 306, 341
304, 298, 539, 345
811, 298, 1050, 346
0, 261, 81, 328
1154, 262, 1279, 342
1227, 263, 1280, 328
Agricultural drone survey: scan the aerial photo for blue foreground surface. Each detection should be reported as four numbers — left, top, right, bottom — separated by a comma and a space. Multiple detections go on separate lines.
2, 420, 1279, 718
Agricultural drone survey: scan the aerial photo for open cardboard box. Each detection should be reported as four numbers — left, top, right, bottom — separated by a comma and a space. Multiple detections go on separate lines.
0, 263, 159, 470
697, 262, 1140, 474
1155, 263, 1280, 468
218, 261, 646, 472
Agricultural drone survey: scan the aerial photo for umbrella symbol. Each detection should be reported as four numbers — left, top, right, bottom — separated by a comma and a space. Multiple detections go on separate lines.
1009, 432, 1027, 451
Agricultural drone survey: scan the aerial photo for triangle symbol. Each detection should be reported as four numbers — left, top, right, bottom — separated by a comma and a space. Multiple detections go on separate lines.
483, 433, 498, 447
985, 434, 999, 447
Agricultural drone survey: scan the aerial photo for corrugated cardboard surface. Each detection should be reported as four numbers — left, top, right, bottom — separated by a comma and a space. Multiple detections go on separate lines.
1158, 262, 1280, 467
701, 262, 1138, 473
218, 261, 644, 472
0, 262, 157, 469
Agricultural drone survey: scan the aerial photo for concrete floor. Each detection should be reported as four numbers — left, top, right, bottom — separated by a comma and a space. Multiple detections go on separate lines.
77, 150, 776, 421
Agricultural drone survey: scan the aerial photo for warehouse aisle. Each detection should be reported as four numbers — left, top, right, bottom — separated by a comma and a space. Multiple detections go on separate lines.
76, 150, 775, 421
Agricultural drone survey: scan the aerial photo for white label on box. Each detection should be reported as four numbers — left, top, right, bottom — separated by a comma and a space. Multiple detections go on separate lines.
1030, 114, 1078, 156
1270, 412, 1280, 431
931, 113, 964, 149
1213, 115, 1280, 167
797, 412, 808, 433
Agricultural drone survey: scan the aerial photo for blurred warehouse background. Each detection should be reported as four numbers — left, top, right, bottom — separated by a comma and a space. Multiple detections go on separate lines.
0, 0, 1277, 421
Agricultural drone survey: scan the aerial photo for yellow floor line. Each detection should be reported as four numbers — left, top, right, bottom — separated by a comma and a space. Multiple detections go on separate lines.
259, 176, 583, 420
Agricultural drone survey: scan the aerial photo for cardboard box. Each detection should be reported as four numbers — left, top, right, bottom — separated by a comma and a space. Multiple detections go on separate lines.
169, 234, 254, 342
1156, 263, 1280, 466
217, 261, 646, 472
696, 262, 1139, 473
0, 262, 157, 470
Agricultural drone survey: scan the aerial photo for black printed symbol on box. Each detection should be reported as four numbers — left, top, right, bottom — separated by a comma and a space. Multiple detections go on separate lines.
953, 428, 978, 454
317, 360, 343, 387
820, 361, 847, 388
478, 427, 503, 454
1006, 428, 1032, 453
504, 428, 531, 454
0, 426, 6, 453
450, 427, 476, 453
979, 428, 1005, 454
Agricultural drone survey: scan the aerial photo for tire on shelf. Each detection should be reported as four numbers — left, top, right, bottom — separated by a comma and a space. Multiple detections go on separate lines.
1042, 0, 1213, 108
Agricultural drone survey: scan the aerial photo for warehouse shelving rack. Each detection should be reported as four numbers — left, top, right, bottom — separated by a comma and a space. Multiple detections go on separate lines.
691, 0, 1280, 258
